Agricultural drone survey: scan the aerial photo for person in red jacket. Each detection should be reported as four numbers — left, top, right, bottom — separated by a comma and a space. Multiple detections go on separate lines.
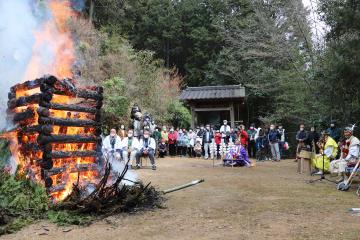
237, 125, 249, 147
214, 130, 222, 159
168, 128, 177, 157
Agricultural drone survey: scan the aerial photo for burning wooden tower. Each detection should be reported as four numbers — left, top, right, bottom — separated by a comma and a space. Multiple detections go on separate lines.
7, 75, 103, 201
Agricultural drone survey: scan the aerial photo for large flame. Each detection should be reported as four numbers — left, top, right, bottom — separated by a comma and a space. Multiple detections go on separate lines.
6, 1, 99, 202
23, 0, 76, 81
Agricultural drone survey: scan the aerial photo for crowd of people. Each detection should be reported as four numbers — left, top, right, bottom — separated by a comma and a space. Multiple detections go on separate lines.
295, 122, 360, 183
101, 120, 292, 170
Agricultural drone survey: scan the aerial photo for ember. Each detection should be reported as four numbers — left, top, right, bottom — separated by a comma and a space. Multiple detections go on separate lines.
5, 75, 103, 202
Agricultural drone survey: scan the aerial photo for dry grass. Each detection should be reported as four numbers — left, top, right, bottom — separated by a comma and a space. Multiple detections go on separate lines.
2, 158, 359, 240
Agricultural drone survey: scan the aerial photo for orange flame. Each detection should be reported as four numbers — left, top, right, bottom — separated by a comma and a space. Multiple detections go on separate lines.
4, 1, 99, 202
23, 0, 76, 81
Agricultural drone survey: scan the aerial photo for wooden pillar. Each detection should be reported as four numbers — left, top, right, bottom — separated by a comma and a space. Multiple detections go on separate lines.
190, 105, 196, 129
230, 101, 235, 128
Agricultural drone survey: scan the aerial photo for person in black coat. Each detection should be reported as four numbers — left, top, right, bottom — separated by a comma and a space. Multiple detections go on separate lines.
306, 126, 320, 153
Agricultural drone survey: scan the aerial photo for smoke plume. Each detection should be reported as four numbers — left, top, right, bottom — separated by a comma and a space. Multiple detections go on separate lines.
0, 0, 38, 130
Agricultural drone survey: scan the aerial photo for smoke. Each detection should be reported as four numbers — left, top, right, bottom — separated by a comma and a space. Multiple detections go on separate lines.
0, 0, 39, 130
71, 0, 86, 12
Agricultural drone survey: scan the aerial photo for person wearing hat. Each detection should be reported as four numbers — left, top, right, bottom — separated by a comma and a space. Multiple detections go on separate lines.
312, 130, 338, 175
330, 126, 360, 181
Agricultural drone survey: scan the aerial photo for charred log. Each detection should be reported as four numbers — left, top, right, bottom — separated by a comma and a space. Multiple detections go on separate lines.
53, 89, 103, 101
37, 134, 99, 145
7, 94, 41, 109
39, 102, 99, 114
48, 150, 98, 159
12, 108, 35, 123
38, 116, 100, 127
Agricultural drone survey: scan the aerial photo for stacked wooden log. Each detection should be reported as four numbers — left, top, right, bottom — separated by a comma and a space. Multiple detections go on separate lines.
7, 75, 103, 198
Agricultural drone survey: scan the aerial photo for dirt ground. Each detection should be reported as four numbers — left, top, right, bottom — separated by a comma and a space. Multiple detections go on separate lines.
1, 157, 360, 240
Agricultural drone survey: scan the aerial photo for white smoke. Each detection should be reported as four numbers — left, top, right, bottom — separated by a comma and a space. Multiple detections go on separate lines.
0, 0, 39, 130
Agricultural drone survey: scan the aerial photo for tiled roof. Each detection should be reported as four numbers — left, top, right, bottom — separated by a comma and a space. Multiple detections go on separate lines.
180, 85, 245, 100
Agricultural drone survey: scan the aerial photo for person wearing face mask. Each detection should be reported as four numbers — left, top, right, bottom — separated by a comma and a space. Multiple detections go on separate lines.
296, 124, 308, 161
268, 124, 281, 161
102, 128, 122, 162
330, 126, 360, 181
188, 129, 196, 157
327, 121, 341, 143
120, 129, 140, 168
152, 127, 162, 145
176, 129, 185, 156
247, 124, 257, 158
168, 128, 177, 157
136, 130, 157, 170
202, 124, 214, 159
220, 120, 231, 144
306, 126, 320, 153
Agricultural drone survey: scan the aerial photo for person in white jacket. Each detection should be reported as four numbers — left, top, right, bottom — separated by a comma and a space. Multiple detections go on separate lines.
136, 129, 157, 170
102, 128, 122, 162
121, 129, 140, 168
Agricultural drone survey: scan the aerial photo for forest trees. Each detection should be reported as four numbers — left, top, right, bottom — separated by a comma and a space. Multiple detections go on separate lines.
83, 0, 360, 127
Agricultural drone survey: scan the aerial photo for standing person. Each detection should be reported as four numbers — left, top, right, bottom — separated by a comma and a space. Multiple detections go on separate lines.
176, 129, 184, 156
152, 127, 162, 144
168, 128, 177, 157
238, 125, 249, 148
220, 120, 231, 144
229, 128, 237, 143
135, 130, 157, 170
214, 130, 222, 159
118, 124, 126, 140
327, 121, 341, 143
188, 129, 196, 157
202, 124, 213, 159
182, 129, 190, 157
307, 126, 320, 153
161, 126, 168, 143
268, 124, 281, 161
278, 124, 286, 159
120, 129, 140, 168
296, 124, 308, 160
247, 124, 257, 158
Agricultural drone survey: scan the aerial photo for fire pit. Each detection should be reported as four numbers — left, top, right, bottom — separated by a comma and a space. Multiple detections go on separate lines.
7, 75, 103, 201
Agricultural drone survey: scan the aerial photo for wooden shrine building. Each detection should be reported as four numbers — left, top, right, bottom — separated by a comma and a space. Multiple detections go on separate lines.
180, 85, 246, 129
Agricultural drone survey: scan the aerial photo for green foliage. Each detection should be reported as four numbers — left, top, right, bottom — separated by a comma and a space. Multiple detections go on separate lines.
0, 140, 11, 169
0, 172, 49, 234
166, 101, 192, 129
47, 210, 92, 226
102, 76, 130, 126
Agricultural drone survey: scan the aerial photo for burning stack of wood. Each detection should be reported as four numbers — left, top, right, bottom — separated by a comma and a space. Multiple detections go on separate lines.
6, 75, 103, 201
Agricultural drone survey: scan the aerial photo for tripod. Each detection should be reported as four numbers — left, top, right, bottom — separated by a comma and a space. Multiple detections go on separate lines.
308, 153, 336, 184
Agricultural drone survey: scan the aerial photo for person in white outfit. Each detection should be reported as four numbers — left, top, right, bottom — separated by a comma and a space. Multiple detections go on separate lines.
330, 126, 360, 181
102, 128, 122, 162
120, 129, 140, 168
220, 120, 231, 144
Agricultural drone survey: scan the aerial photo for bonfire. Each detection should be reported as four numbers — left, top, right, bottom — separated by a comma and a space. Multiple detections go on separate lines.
0, 1, 163, 234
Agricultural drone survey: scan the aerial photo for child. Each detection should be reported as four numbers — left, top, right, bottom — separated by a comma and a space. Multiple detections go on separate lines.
194, 138, 202, 158
158, 139, 167, 158
215, 130, 222, 159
